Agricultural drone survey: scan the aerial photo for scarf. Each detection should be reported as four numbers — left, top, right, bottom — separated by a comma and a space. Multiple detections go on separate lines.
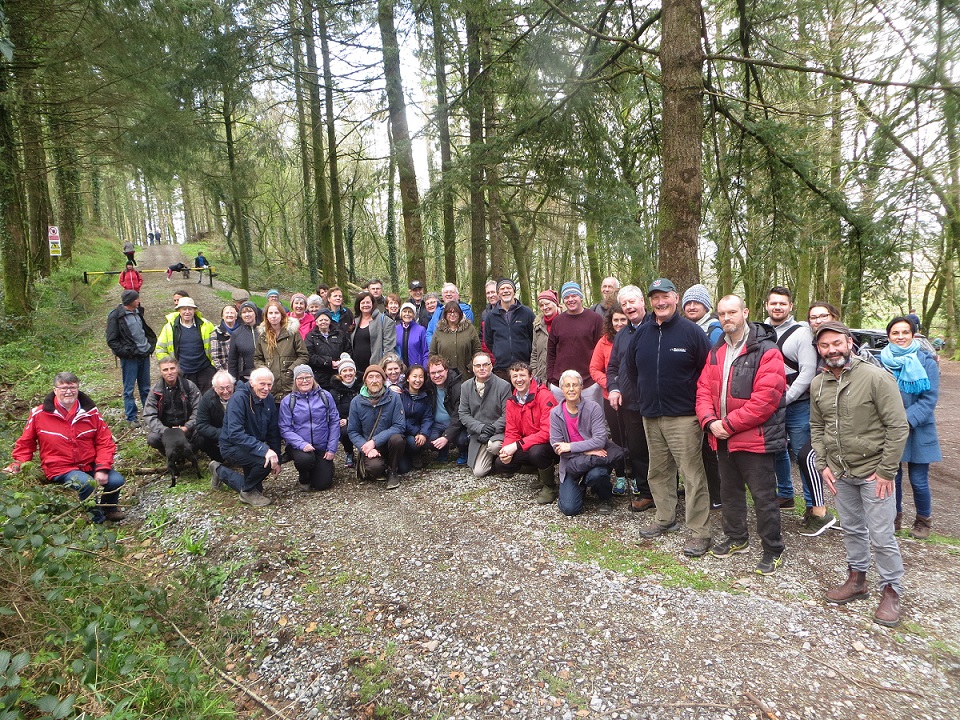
361, 384, 387, 402
544, 313, 556, 333
880, 341, 930, 395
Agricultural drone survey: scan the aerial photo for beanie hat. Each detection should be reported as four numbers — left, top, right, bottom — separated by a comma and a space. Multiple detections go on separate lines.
537, 289, 560, 306
496, 278, 516, 293
267, 288, 280, 299
338, 353, 357, 373
293, 364, 313, 379
291, 292, 307, 307
363, 365, 386, 384
239, 301, 258, 314
681, 284, 713, 312
121, 290, 139, 306
560, 281, 584, 300
399, 302, 417, 315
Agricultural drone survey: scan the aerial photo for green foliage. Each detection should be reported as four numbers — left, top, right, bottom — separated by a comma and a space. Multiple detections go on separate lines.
347, 644, 410, 718
0, 484, 234, 719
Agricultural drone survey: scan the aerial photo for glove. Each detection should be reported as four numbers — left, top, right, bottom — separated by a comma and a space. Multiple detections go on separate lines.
478, 423, 495, 444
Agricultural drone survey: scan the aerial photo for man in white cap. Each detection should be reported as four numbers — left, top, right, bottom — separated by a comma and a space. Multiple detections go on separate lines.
155, 296, 217, 394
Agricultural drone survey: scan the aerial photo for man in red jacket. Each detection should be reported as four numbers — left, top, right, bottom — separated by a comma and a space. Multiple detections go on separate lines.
494, 362, 559, 503
3, 372, 126, 523
695, 295, 786, 575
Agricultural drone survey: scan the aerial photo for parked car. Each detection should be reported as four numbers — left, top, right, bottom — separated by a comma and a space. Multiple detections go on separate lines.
850, 329, 940, 364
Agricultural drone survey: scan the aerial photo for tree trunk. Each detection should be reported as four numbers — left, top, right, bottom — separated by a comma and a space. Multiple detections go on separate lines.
466, 7, 486, 312
378, 0, 426, 284
318, 0, 347, 286
223, 95, 250, 289
429, 0, 457, 284
0, 56, 30, 320
49, 115, 81, 262
657, 0, 704, 291
385, 138, 400, 291
303, 1, 332, 278
290, 0, 317, 284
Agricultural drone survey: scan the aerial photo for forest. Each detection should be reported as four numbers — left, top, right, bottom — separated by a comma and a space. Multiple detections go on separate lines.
1, 0, 958, 347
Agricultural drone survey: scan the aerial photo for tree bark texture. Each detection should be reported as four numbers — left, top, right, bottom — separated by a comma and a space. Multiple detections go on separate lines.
429, 0, 457, 285
657, 0, 704, 292
378, 0, 426, 285
318, 0, 347, 286
303, 2, 332, 279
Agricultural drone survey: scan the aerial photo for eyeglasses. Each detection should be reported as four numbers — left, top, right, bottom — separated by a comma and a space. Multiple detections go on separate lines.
473, 362, 492, 368
809, 313, 833, 322
55, 385, 79, 394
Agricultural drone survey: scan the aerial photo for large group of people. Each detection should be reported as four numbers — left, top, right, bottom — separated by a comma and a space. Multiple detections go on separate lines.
2, 268, 943, 630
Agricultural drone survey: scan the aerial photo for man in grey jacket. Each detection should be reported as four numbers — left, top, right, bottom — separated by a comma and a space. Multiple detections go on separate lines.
764, 286, 818, 508
458, 352, 512, 477
810, 321, 908, 627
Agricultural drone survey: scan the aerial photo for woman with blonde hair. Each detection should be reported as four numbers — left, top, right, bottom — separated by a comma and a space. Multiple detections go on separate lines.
254, 301, 308, 399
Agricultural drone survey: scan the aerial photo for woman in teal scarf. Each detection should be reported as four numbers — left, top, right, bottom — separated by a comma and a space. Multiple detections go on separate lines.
880, 316, 940, 539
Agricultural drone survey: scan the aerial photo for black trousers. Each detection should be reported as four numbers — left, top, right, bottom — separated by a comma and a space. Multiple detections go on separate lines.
493, 442, 557, 474
620, 407, 651, 498
358, 434, 404, 479
289, 447, 334, 490
717, 443, 784, 555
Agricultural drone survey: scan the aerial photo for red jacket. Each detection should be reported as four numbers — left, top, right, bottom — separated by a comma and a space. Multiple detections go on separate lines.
118, 268, 143, 292
589, 335, 614, 398
12, 392, 117, 479
504, 380, 558, 449
695, 322, 786, 454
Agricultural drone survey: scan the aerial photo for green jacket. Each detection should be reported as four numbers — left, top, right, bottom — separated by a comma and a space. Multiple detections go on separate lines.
810, 357, 908, 481
155, 311, 216, 365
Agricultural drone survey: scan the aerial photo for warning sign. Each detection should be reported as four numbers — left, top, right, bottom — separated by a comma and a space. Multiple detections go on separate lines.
48, 226, 61, 257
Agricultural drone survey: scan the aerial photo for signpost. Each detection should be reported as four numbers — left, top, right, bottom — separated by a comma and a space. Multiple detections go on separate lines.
48, 226, 62, 257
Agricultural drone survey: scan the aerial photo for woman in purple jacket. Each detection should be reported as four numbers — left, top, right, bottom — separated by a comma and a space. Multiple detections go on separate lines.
279, 365, 341, 491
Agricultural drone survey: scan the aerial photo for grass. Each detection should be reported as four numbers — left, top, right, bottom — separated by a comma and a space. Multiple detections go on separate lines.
536, 670, 588, 709
180, 240, 315, 298
0, 230, 243, 719
560, 527, 729, 591
347, 644, 411, 718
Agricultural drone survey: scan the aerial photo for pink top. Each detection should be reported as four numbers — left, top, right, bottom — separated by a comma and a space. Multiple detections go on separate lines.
563, 404, 584, 442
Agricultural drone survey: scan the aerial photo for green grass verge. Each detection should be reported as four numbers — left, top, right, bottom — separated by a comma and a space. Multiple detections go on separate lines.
560, 527, 729, 591
0, 231, 241, 719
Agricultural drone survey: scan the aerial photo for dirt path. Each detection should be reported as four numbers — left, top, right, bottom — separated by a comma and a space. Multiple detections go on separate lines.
118, 245, 960, 720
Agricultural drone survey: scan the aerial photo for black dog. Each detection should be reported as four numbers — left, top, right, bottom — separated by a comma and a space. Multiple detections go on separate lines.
161, 427, 200, 487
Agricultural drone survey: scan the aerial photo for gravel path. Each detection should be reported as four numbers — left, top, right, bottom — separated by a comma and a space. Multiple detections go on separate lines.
122, 246, 960, 719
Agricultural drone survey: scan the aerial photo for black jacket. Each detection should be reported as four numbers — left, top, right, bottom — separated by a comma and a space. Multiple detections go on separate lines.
195, 386, 228, 446
305, 326, 353, 389
427, 367, 464, 441
106, 304, 156, 359
228, 324, 258, 382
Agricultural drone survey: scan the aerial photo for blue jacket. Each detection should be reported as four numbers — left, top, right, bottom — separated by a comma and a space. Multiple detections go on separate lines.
606, 316, 650, 412
396, 321, 429, 369
483, 302, 535, 370
347, 390, 406, 449
220, 381, 281, 461
626, 311, 709, 418
401, 390, 435, 438
278, 385, 341, 455
426, 302, 475, 346
898, 351, 942, 464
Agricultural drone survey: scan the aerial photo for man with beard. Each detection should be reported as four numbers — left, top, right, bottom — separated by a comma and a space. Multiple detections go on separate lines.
810, 321, 908, 626
696, 296, 786, 575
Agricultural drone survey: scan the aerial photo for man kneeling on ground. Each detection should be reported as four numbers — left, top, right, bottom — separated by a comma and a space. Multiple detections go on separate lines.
212, 367, 282, 507
4, 372, 126, 523
347, 365, 406, 490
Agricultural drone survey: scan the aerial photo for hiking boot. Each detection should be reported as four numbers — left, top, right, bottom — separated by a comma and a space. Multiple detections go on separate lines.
612, 476, 628, 496
909, 515, 931, 540
710, 537, 749, 558
873, 585, 901, 627
630, 477, 640, 495
209, 461, 222, 490
385, 473, 400, 490
456, 455, 468, 466
798, 511, 837, 537
298, 483, 311, 492
597, 501, 613, 516
239, 490, 271, 507
630, 497, 656, 512
535, 485, 557, 504
894, 512, 903, 532
710, 501, 722, 511
638, 520, 680, 539
411, 451, 424, 470
104, 508, 127, 522
825, 568, 869, 604
683, 537, 712, 557
777, 497, 795, 510
755, 551, 785, 575
344, 453, 355, 469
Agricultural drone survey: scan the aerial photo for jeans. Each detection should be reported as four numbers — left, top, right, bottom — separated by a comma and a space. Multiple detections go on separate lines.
558, 465, 613, 516
716, 445, 783, 555
775, 400, 811, 500
643, 415, 711, 538
895, 463, 932, 517
834, 474, 904, 595
619, 408, 651, 498
428, 424, 468, 461
219, 448, 274, 494
120, 355, 151, 421
50, 468, 125, 523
